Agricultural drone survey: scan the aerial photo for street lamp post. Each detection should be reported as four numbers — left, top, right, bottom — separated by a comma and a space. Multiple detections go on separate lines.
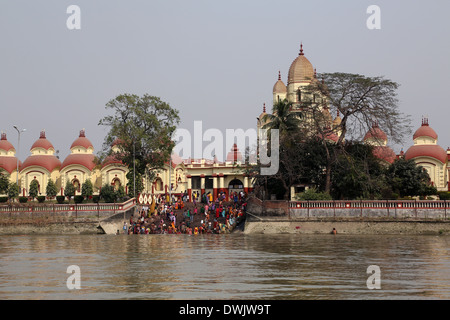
13, 126, 26, 190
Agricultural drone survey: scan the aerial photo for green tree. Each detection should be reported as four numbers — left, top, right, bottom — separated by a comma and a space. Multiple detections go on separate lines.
306, 72, 411, 145
116, 185, 126, 201
126, 169, 144, 198
0, 172, 9, 194
303, 72, 411, 193
98, 93, 180, 183
248, 136, 329, 200
387, 158, 437, 198
29, 180, 39, 200
331, 143, 388, 200
64, 180, 76, 202
81, 179, 94, 199
46, 179, 58, 199
295, 187, 333, 201
7, 182, 19, 200
262, 98, 303, 139
100, 184, 117, 203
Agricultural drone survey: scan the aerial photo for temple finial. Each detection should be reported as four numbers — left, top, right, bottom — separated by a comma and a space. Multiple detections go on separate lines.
299, 42, 304, 56
278, 70, 281, 81
263, 103, 266, 113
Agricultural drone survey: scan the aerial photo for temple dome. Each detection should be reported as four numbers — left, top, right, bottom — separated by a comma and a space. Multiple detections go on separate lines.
287, 44, 315, 84
364, 122, 388, 143
0, 132, 21, 174
70, 129, 94, 150
373, 146, 396, 164
0, 132, 15, 152
413, 118, 438, 140
30, 130, 54, 151
404, 145, 447, 164
273, 71, 287, 93
21, 131, 61, 172
21, 155, 61, 172
61, 153, 96, 171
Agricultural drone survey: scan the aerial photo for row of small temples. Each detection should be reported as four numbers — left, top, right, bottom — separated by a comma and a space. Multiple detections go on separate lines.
0, 129, 254, 201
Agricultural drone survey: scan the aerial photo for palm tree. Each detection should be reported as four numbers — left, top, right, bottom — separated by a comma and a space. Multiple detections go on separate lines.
262, 99, 302, 136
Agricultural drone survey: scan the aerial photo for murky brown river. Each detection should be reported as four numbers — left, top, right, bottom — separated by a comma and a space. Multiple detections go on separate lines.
1, 234, 449, 299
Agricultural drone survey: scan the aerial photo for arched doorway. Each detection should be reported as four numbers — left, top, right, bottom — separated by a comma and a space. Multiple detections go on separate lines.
72, 178, 81, 193
228, 178, 243, 195
111, 177, 121, 191
154, 178, 163, 192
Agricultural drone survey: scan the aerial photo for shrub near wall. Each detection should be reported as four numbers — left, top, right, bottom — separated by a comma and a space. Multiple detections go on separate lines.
0, 196, 8, 203
438, 191, 450, 200
19, 197, 28, 203
56, 196, 65, 204
74, 195, 84, 204
37, 196, 46, 203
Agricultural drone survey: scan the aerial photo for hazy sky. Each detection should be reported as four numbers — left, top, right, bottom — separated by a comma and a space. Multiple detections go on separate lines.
1, 0, 450, 162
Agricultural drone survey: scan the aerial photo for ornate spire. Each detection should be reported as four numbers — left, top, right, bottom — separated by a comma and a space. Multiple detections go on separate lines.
40, 130, 46, 139
278, 70, 281, 81
314, 68, 317, 78
263, 103, 266, 113
79, 128, 86, 137
299, 42, 304, 56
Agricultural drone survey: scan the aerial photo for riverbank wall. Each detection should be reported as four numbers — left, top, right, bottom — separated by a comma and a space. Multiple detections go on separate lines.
0, 199, 136, 235
244, 197, 450, 235
0, 220, 103, 235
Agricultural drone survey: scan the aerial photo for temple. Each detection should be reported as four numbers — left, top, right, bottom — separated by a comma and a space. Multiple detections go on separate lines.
1, 44, 450, 200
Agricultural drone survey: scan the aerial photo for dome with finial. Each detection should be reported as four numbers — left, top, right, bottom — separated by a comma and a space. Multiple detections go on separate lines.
258, 103, 269, 127
0, 132, 21, 174
273, 71, 287, 93
287, 43, 315, 84
61, 129, 96, 171
413, 117, 438, 140
21, 131, 61, 172
364, 121, 388, 143
404, 118, 447, 164
30, 130, 55, 151
0, 132, 15, 153
70, 128, 94, 150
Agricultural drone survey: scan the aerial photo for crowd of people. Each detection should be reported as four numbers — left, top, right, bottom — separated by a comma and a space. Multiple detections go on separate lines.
119, 191, 247, 235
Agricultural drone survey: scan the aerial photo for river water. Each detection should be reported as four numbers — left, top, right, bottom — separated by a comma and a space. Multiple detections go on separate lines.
0, 233, 449, 300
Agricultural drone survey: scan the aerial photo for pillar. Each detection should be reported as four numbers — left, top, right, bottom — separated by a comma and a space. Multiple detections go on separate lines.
187, 175, 192, 202
219, 173, 227, 201
200, 174, 205, 196
244, 175, 249, 194
212, 174, 218, 200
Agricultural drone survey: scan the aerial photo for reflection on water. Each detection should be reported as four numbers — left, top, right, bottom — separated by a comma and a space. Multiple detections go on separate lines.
0, 234, 449, 299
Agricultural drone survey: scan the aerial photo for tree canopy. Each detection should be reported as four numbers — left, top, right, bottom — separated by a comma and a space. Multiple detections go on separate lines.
249, 72, 431, 200
304, 72, 411, 145
99, 93, 180, 182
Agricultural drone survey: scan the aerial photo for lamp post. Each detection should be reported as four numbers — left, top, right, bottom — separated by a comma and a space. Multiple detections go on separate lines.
13, 126, 26, 190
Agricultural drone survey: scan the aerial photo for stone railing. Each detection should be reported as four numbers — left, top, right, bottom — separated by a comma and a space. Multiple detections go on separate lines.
289, 200, 450, 219
0, 198, 136, 219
